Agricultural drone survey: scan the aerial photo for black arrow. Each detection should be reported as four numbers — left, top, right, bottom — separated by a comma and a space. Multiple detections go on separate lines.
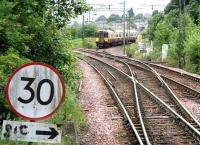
36, 127, 59, 139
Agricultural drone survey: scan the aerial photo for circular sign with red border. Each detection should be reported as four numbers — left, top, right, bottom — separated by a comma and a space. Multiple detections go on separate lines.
6, 62, 65, 121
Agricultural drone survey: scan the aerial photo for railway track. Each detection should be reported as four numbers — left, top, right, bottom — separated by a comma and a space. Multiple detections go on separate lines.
78, 49, 200, 117
77, 50, 200, 144
84, 57, 150, 145
145, 62, 200, 91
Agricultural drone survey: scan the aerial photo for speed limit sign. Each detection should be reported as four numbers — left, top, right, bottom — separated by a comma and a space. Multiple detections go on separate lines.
6, 62, 65, 120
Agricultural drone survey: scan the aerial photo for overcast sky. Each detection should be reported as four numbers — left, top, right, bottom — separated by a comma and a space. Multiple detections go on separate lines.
72, 0, 171, 23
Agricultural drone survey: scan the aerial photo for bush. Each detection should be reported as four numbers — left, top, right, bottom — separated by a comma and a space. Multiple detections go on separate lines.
185, 26, 200, 74
0, 0, 88, 127
126, 43, 139, 57
67, 23, 98, 39
0, 49, 30, 119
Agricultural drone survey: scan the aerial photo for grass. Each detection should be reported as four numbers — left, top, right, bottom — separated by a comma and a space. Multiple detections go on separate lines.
0, 87, 85, 145
72, 37, 96, 49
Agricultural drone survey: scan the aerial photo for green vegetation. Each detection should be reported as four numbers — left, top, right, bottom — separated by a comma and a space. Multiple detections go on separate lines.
72, 37, 96, 49
107, 14, 122, 23
67, 22, 97, 49
126, 43, 139, 58
0, 0, 90, 144
69, 22, 98, 39
144, 0, 200, 74
95, 10, 147, 29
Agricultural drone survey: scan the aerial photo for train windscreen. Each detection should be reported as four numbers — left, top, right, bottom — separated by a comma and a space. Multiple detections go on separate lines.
96, 31, 108, 38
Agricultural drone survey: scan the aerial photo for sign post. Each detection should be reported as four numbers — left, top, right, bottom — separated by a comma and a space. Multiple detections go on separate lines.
2, 62, 65, 144
162, 44, 169, 62
1, 120, 61, 143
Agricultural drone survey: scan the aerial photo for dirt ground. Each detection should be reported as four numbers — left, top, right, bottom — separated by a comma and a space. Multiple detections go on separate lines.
98, 46, 125, 56
78, 61, 131, 145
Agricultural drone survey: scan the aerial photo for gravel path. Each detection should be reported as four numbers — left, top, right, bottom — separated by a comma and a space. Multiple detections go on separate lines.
78, 60, 131, 145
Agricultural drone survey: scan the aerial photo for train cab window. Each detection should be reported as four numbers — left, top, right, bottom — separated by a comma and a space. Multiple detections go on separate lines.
104, 32, 108, 37
119, 34, 121, 37
96, 31, 106, 38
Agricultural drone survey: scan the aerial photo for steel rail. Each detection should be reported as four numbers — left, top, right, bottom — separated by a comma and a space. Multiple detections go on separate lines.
77, 51, 200, 139
145, 62, 200, 82
126, 57, 200, 129
125, 63, 151, 145
83, 60, 145, 145
161, 75, 200, 97
84, 49, 200, 130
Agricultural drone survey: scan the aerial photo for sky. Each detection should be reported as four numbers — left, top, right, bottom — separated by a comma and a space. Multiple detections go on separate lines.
72, 0, 171, 23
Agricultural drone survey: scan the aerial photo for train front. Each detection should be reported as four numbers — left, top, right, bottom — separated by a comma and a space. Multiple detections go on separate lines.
95, 30, 109, 48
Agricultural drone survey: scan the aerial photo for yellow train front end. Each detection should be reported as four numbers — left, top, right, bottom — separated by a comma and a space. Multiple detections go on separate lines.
95, 31, 110, 49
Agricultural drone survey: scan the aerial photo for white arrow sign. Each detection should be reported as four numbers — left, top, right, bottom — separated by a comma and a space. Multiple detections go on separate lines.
1, 120, 61, 144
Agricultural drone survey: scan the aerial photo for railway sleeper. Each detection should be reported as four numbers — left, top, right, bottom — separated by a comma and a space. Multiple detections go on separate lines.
81, 51, 200, 144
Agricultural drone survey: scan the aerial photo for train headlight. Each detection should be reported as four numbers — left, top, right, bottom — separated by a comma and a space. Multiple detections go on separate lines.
96, 38, 99, 42
104, 37, 109, 42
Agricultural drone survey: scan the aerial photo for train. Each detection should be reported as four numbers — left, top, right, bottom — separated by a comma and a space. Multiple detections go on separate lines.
95, 29, 137, 48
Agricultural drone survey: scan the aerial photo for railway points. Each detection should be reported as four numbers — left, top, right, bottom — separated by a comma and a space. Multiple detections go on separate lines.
77, 48, 200, 145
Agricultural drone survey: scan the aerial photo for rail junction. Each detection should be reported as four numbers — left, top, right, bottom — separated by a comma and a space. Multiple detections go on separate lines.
76, 48, 200, 145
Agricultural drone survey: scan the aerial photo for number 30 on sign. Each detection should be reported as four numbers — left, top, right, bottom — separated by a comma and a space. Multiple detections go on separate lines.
6, 62, 65, 120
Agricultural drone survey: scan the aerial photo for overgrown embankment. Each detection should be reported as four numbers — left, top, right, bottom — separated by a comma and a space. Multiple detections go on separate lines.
0, 1, 90, 144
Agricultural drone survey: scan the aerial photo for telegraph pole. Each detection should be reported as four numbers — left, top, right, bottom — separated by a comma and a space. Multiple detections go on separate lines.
123, 1, 126, 55
178, 0, 186, 68
82, 15, 85, 47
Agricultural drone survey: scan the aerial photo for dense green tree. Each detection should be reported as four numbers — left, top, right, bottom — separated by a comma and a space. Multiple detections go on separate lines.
187, 0, 200, 24
95, 15, 107, 22
184, 17, 200, 73
146, 12, 164, 41
127, 8, 135, 18
68, 22, 97, 38
146, 1, 200, 73
152, 10, 159, 16
107, 14, 122, 23
165, 0, 200, 24
165, 0, 179, 14
0, 0, 90, 121
82, 23, 98, 37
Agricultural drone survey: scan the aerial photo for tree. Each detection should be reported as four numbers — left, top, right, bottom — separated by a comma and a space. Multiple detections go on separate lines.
0, 0, 90, 122
164, 0, 179, 14
146, 12, 164, 41
96, 15, 107, 22
68, 22, 97, 38
127, 8, 135, 17
82, 23, 98, 37
107, 14, 122, 23
188, 0, 200, 24
152, 10, 159, 16
135, 13, 144, 20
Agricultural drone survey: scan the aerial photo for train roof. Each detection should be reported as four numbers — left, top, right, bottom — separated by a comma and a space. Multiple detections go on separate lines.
97, 29, 137, 34
97, 29, 115, 33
